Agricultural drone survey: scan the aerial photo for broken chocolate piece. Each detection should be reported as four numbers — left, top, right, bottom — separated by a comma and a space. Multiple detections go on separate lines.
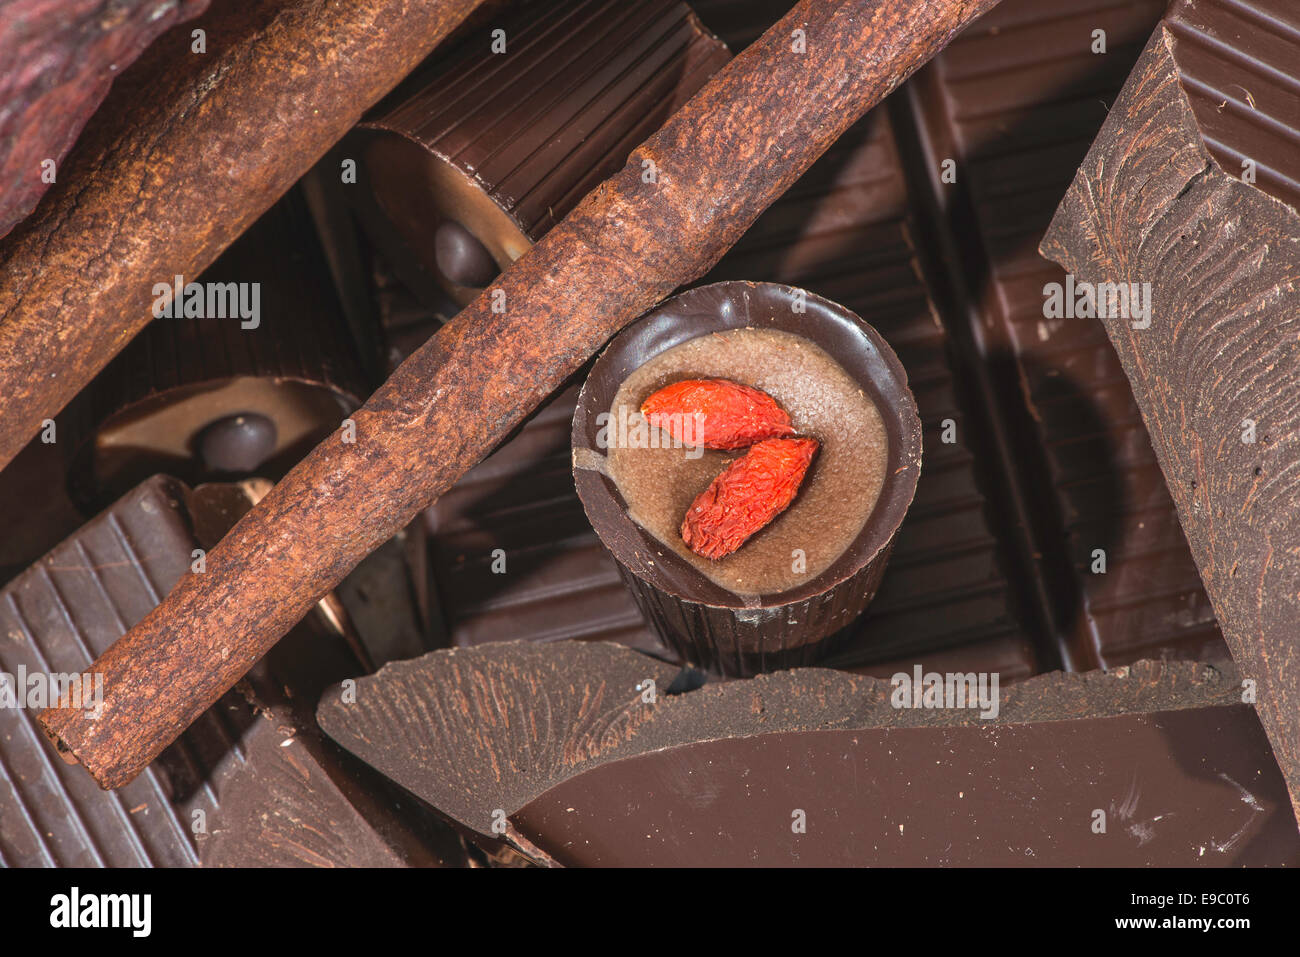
317, 640, 1297, 865
1040, 0, 1300, 823
0, 475, 453, 867
900, 0, 1221, 670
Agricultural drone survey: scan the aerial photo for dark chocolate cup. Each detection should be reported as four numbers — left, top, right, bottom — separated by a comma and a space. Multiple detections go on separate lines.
573, 281, 922, 676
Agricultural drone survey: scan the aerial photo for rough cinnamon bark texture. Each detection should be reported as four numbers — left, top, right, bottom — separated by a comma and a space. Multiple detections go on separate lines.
0, 0, 209, 238
0, 0, 485, 473
313, 641, 1296, 865
39, 0, 1004, 789
1041, 12, 1300, 822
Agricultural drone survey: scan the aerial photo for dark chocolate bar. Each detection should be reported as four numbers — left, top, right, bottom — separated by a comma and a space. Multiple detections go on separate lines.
898, 0, 1224, 669
317, 640, 1299, 866
1041, 0, 1300, 829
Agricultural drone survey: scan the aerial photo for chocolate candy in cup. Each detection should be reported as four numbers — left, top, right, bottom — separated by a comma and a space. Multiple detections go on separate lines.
62, 191, 365, 511
573, 281, 923, 677
347, 0, 730, 306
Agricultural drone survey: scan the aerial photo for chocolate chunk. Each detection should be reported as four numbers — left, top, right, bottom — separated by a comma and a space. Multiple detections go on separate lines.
898, 0, 1222, 670
1041, 0, 1300, 824
317, 640, 1297, 865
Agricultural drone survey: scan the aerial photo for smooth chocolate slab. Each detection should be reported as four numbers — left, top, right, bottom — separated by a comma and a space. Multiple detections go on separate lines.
515, 707, 1297, 866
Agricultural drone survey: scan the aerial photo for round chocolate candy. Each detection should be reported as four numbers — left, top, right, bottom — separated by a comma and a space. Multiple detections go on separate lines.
433, 220, 499, 289
197, 413, 279, 473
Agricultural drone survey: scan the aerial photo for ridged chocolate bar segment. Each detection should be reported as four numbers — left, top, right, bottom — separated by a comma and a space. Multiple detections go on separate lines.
1167, 0, 1300, 211
0, 477, 236, 866
371, 0, 728, 238
700, 110, 1044, 673
0, 476, 441, 868
352, 0, 729, 308
902, 0, 1225, 669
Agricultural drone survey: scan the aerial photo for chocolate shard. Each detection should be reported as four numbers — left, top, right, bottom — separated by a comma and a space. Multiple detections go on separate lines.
317, 640, 1295, 864
199, 628, 462, 868
318, 642, 682, 842
0, 0, 209, 238
0, 475, 451, 867
1040, 0, 1300, 824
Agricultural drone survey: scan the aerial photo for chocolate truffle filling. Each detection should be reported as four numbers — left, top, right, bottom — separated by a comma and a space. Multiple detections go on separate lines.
604, 328, 887, 596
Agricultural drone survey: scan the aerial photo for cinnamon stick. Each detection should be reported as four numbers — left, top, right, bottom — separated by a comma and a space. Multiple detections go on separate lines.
0, 0, 485, 473
40, 0, 1003, 789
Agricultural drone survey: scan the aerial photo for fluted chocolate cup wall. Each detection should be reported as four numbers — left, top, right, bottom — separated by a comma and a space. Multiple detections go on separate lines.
573, 282, 922, 676
349, 0, 729, 305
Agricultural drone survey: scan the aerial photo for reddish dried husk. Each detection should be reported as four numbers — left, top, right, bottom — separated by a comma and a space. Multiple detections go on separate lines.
681, 437, 819, 560
642, 378, 794, 450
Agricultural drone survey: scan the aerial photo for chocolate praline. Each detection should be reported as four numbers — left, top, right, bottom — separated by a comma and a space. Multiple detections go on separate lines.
572, 281, 922, 676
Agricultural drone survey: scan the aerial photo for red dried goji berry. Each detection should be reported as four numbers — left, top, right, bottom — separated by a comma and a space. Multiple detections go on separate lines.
681, 437, 819, 560
641, 378, 794, 450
